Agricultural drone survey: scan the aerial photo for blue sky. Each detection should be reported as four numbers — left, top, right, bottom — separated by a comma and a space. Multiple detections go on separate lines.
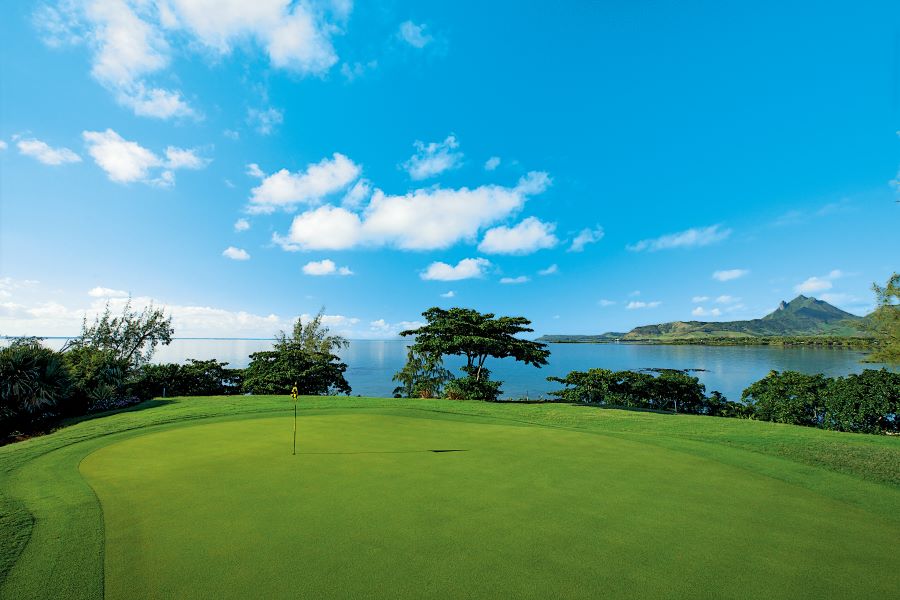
1, 0, 898, 338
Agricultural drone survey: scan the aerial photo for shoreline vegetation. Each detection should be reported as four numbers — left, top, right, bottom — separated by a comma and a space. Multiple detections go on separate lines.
535, 335, 878, 348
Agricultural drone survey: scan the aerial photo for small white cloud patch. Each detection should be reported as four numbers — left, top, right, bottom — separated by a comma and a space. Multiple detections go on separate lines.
712, 269, 749, 282
569, 226, 604, 252
234, 219, 251, 232
402, 134, 463, 180
500, 276, 530, 284
479, 217, 558, 255
301, 259, 353, 276
88, 286, 128, 298
421, 258, 490, 281
538, 264, 559, 276
398, 21, 432, 48
484, 156, 501, 171
628, 224, 731, 252
222, 247, 250, 260
17, 138, 81, 165
626, 301, 661, 309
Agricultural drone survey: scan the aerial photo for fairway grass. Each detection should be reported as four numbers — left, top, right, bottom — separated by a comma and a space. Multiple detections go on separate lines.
1, 396, 899, 599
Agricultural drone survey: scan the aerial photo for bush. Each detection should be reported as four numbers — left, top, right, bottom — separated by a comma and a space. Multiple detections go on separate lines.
0, 340, 71, 435
741, 371, 828, 427
444, 367, 502, 401
242, 349, 350, 396
63, 346, 129, 416
134, 359, 243, 399
822, 369, 899, 434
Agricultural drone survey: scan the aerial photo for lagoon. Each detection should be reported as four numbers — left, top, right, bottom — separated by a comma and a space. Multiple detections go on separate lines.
142, 338, 885, 401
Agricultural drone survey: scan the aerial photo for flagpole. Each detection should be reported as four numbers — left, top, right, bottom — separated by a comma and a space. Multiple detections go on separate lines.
291, 383, 298, 456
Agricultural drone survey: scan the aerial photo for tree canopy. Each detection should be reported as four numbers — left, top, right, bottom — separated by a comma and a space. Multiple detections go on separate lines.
868, 272, 899, 364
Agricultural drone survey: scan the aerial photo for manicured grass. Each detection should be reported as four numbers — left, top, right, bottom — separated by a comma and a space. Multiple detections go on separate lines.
1, 396, 899, 599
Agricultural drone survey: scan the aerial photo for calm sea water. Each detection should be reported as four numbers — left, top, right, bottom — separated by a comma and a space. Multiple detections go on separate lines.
134, 339, 886, 401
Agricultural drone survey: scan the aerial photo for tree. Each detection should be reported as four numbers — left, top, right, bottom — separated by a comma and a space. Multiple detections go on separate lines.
63, 299, 174, 370
822, 369, 899, 434
651, 370, 706, 413
867, 273, 899, 364
400, 307, 550, 401
547, 368, 617, 404
741, 370, 828, 427
392, 348, 454, 398
0, 339, 71, 434
242, 349, 350, 396
275, 308, 349, 355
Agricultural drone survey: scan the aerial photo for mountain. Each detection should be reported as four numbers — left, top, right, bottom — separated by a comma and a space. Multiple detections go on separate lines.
538, 296, 870, 343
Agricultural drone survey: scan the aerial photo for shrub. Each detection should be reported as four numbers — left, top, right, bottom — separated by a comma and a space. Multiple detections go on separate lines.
741, 371, 828, 427
0, 340, 71, 434
444, 367, 502, 401
822, 369, 899, 434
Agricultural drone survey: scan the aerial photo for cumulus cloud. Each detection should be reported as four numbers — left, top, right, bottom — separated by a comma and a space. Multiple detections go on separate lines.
88, 286, 128, 298
82, 129, 207, 186
234, 218, 251, 232
794, 270, 845, 294
274, 171, 551, 251
499, 276, 529, 284
248, 153, 361, 214
421, 258, 490, 281
222, 246, 250, 260
301, 259, 353, 276
478, 217, 557, 254
398, 20, 432, 48
34, 0, 346, 118
17, 138, 81, 165
247, 107, 284, 135
628, 224, 731, 252
568, 226, 604, 252
712, 269, 749, 282
402, 134, 463, 180
484, 156, 500, 171
626, 301, 661, 309
538, 264, 558, 276
692, 306, 722, 317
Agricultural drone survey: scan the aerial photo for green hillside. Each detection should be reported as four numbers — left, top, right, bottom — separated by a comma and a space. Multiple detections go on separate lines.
539, 296, 871, 344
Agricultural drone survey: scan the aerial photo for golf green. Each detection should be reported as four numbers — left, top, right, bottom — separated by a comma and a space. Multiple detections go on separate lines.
76, 412, 896, 599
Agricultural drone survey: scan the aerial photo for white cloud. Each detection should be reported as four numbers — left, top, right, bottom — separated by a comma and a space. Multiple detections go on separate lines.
247, 107, 284, 135
484, 156, 500, 171
421, 258, 490, 281
35, 0, 345, 118
274, 171, 551, 251
340, 60, 377, 81
341, 179, 372, 209
478, 217, 558, 254
538, 264, 558, 276
222, 246, 250, 260
273, 205, 363, 251
16, 138, 81, 165
440, 290, 455, 298
692, 306, 722, 317
628, 224, 731, 252
626, 301, 661, 310
82, 129, 207, 185
715, 295, 741, 304
500, 276, 529, 285
794, 270, 845, 295
712, 269, 749, 282
223, 129, 240, 140
301, 259, 353, 276
87, 286, 128, 298
402, 135, 462, 180
249, 153, 361, 213
398, 20, 432, 48
234, 218, 250, 232
629, 290, 641, 297
568, 226, 604, 252
598, 299, 616, 307
246, 163, 266, 178
164, 146, 209, 169
692, 296, 710, 303
0, 141, 6, 150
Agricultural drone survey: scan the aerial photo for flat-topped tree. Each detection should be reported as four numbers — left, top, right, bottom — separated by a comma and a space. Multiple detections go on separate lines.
400, 307, 550, 400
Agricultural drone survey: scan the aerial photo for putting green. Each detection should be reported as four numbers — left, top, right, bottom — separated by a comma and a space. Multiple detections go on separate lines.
77, 411, 897, 599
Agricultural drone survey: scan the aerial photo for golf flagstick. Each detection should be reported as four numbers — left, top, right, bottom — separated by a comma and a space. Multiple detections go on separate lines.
291, 384, 298, 455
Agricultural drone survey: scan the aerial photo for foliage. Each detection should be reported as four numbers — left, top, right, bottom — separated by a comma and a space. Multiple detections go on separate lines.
63, 347, 130, 415
444, 366, 502, 401
275, 308, 349, 355
134, 359, 243, 400
741, 370, 829, 427
400, 307, 550, 400
0, 339, 71, 434
822, 370, 899, 434
242, 349, 350, 396
62, 300, 174, 371
866, 272, 900, 364
392, 348, 454, 398
547, 368, 739, 415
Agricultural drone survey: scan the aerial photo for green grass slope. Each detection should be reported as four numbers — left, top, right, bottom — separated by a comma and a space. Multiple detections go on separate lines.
1, 396, 899, 599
